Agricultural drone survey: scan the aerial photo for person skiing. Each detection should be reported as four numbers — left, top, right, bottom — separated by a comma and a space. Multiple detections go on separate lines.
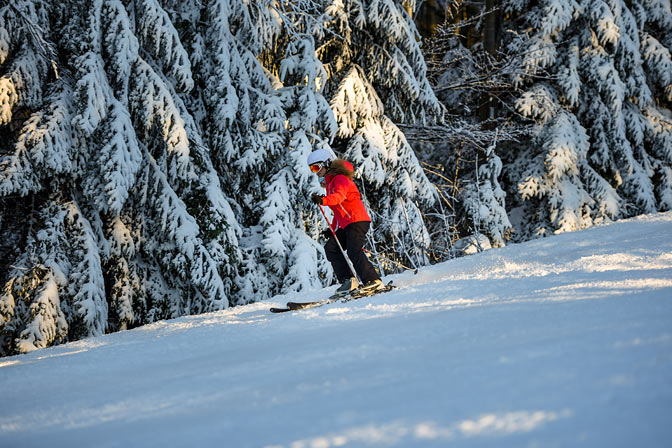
307, 149, 384, 296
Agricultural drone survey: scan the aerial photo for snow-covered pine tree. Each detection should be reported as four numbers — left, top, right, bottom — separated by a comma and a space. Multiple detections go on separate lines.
0, 199, 107, 355
501, 0, 672, 239
0, 0, 54, 197
0, 0, 77, 354
635, 0, 672, 210
462, 134, 512, 247
319, 0, 442, 123
105, 0, 239, 321
315, 0, 443, 270
255, 3, 337, 294
154, 0, 336, 299
184, 0, 285, 303
1, 0, 242, 352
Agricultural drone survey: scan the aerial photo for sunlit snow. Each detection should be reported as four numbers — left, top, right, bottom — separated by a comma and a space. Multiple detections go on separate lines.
1, 212, 671, 447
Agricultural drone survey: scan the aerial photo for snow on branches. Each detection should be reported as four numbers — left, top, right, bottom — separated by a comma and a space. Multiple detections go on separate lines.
0, 201, 106, 354
499, 0, 672, 239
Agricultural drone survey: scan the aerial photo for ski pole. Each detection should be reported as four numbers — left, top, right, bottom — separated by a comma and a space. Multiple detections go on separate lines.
363, 248, 419, 274
318, 204, 361, 284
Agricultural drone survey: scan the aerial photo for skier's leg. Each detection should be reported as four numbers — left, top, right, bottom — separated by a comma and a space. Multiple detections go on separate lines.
344, 222, 381, 284
324, 228, 351, 282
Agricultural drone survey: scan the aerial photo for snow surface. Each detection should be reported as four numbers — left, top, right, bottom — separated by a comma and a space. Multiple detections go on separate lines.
2, 212, 672, 448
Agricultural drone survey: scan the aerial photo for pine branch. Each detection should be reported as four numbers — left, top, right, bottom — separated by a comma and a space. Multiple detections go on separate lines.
8, 3, 59, 79
398, 119, 529, 150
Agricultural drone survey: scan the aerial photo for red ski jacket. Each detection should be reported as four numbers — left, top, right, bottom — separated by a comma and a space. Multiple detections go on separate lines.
321, 160, 371, 231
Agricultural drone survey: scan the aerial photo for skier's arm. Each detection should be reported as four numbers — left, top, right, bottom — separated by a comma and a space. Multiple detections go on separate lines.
321, 176, 349, 206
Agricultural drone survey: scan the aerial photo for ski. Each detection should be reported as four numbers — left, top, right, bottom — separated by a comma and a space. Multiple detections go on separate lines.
269, 281, 395, 313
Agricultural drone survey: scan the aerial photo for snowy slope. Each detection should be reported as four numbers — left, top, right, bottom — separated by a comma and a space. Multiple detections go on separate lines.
1, 213, 672, 448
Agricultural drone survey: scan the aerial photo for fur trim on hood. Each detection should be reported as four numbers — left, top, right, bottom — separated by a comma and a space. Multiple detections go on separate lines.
326, 159, 355, 180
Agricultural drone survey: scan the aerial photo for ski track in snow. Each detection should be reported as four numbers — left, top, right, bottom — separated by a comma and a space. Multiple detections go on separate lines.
1, 213, 672, 447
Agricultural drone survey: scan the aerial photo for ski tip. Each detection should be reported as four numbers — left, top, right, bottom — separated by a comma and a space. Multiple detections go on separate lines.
269, 307, 291, 313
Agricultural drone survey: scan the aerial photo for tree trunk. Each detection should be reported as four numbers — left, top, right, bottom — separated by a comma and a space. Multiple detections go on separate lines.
479, 0, 500, 125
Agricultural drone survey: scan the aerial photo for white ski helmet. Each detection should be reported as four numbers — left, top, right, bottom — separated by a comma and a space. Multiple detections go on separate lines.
307, 149, 336, 167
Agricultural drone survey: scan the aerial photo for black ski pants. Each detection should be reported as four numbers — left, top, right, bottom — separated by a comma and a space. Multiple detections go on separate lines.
325, 221, 380, 284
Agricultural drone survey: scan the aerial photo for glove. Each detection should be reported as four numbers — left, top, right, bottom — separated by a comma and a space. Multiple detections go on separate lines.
322, 228, 333, 239
311, 194, 325, 205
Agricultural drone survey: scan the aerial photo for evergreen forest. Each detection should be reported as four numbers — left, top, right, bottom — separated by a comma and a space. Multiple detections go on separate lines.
1, 0, 670, 355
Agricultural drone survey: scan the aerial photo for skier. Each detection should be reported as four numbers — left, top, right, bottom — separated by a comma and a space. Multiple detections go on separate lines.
307, 149, 384, 296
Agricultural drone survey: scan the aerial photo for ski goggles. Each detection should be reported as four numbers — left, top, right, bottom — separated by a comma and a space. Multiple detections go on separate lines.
309, 163, 324, 173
